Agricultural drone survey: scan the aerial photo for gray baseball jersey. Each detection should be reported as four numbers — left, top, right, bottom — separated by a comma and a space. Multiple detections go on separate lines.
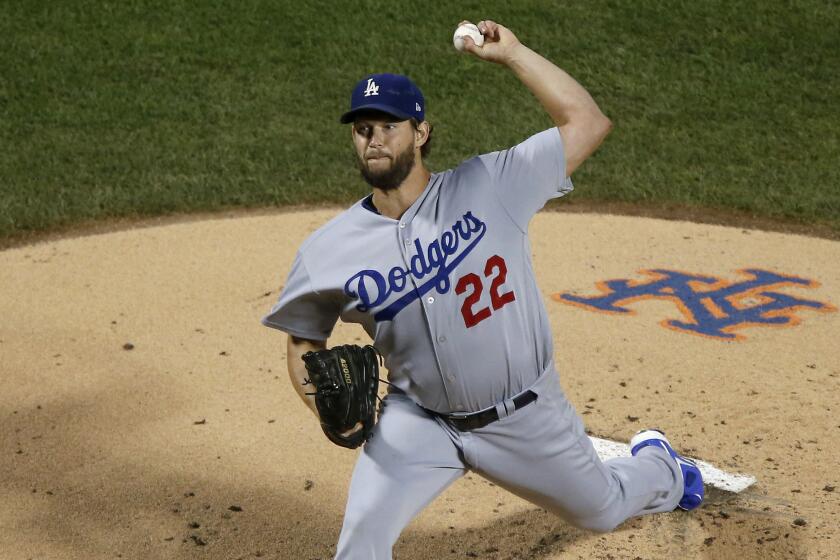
263, 128, 685, 558
262, 127, 572, 413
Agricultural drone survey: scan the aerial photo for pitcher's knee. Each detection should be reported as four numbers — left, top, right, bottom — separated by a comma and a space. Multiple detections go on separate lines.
539, 499, 623, 534
568, 510, 623, 533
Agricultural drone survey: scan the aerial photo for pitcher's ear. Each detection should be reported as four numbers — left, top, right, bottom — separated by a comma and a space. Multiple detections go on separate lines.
416, 121, 430, 145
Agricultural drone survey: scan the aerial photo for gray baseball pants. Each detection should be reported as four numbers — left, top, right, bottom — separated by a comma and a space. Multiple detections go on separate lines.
334, 366, 683, 559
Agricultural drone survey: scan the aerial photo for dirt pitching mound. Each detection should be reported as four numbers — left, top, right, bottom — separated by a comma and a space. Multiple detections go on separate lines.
1, 209, 837, 559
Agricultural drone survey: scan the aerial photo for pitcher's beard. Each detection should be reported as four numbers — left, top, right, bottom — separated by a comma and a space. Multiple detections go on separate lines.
357, 147, 416, 191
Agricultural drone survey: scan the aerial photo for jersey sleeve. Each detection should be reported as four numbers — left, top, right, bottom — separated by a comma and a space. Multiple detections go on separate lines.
477, 127, 573, 231
261, 251, 340, 341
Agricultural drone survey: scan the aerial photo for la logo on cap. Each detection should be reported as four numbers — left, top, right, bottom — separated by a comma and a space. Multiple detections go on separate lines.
415, 102, 421, 111
363, 78, 379, 97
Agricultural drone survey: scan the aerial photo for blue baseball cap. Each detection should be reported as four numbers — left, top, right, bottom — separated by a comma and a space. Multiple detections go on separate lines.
340, 73, 425, 124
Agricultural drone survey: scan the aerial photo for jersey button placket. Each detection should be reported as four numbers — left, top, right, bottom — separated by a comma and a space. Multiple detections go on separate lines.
401, 214, 459, 411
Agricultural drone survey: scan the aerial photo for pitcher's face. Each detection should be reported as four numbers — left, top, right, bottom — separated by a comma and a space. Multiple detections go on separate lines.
352, 114, 417, 191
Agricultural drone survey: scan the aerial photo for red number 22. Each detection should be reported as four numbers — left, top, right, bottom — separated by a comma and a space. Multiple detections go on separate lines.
455, 254, 516, 328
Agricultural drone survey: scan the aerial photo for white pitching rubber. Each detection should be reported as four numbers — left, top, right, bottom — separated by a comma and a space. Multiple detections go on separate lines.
590, 436, 757, 493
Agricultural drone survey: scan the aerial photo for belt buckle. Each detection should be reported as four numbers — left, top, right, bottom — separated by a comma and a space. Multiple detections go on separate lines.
446, 411, 476, 431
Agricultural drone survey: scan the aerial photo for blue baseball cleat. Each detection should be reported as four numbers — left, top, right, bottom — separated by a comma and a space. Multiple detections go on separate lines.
630, 429, 704, 511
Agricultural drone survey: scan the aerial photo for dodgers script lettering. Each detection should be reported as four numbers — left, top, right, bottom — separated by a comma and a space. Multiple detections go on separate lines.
344, 212, 487, 321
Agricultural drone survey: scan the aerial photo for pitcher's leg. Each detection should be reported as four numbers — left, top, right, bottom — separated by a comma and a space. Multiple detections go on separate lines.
335, 394, 466, 560
471, 376, 682, 533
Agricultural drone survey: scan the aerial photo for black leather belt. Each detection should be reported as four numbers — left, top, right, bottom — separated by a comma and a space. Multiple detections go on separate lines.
428, 390, 538, 432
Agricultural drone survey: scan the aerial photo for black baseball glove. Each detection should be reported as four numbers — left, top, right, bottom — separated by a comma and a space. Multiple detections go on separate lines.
301, 344, 382, 449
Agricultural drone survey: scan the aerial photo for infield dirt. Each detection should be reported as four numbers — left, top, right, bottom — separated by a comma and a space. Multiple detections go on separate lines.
1, 209, 837, 559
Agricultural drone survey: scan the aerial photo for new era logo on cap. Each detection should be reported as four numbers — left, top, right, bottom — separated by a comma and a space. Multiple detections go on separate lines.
340, 73, 425, 124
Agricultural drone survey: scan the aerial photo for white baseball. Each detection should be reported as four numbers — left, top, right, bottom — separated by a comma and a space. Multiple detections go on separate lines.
453, 23, 484, 52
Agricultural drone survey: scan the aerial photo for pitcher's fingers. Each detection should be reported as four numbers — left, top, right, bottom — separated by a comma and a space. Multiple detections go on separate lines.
479, 20, 498, 38
461, 35, 478, 54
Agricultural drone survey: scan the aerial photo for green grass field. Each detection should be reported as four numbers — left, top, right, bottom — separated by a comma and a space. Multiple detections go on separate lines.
2, 1, 838, 240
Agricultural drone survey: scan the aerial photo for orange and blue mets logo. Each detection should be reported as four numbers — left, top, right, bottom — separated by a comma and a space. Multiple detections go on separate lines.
552, 268, 836, 341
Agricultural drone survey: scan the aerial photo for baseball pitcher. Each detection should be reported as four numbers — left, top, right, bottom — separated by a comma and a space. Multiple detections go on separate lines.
262, 20, 703, 559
